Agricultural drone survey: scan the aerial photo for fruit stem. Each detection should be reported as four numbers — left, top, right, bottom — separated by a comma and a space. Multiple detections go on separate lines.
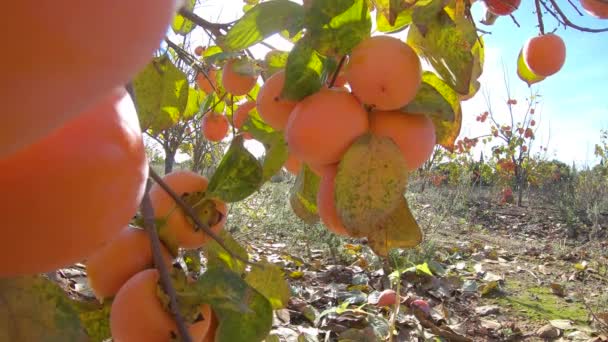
148, 167, 256, 267
141, 181, 193, 342
328, 55, 347, 88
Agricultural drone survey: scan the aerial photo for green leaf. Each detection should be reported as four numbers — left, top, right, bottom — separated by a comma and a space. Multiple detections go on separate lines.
305, 0, 372, 55
132, 56, 189, 132
245, 262, 290, 309
184, 87, 204, 119
195, 268, 273, 342
374, 0, 412, 33
459, 36, 484, 100
207, 135, 263, 202
407, 9, 479, 95
204, 230, 249, 275
171, 0, 196, 35
221, 0, 306, 52
415, 72, 462, 151
335, 134, 409, 236
402, 72, 456, 121
366, 197, 422, 256
0, 275, 88, 342
281, 37, 328, 100
517, 48, 546, 86
264, 50, 290, 76
75, 301, 111, 342
261, 134, 289, 182
289, 165, 321, 224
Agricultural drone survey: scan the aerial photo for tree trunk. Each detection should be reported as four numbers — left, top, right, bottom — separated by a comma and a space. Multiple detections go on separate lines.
164, 141, 176, 174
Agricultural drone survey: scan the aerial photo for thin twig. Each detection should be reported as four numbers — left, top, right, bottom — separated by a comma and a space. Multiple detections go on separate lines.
534, 0, 545, 34
178, 7, 231, 39
141, 181, 193, 342
582, 298, 608, 331
566, 0, 584, 16
547, 0, 608, 32
148, 167, 254, 267
509, 14, 521, 28
328, 55, 347, 88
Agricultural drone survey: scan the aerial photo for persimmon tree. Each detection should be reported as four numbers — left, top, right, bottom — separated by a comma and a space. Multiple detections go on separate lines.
2, 0, 607, 341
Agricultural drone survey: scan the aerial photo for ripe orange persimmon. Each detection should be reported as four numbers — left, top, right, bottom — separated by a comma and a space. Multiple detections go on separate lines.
523, 34, 566, 77
149, 171, 228, 249
194, 46, 206, 56
283, 154, 302, 175
85, 226, 174, 301
202, 310, 219, 342
285, 88, 369, 166
256, 70, 298, 130
0, 88, 148, 277
581, 0, 608, 18
196, 69, 218, 94
369, 111, 436, 171
2, 1, 174, 158
110, 269, 212, 342
317, 164, 350, 236
484, 0, 520, 15
202, 112, 230, 142
346, 36, 421, 111
222, 59, 258, 96
233, 101, 256, 139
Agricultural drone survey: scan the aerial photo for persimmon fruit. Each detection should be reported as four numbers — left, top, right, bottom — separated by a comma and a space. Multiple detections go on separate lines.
580, 0, 608, 18
346, 36, 421, 111
0, 88, 148, 277
369, 111, 436, 171
283, 154, 302, 175
194, 46, 206, 56
256, 70, 298, 130
222, 59, 258, 96
523, 34, 566, 77
110, 269, 212, 342
202, 112, 230, 142
85, 226, 174, 301
317, 164, 350, 236
484, 0, 521, 15
285, 88, 369, 166
149, 171, 227, 249
233, 101, 256, 139
196, 69, 218, 94
2, 1, 174, 158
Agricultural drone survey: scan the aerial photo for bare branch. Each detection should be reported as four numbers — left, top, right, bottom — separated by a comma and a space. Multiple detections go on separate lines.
547, 0, 608, 32
141, 181, 193, 342
535, 0, 545, 34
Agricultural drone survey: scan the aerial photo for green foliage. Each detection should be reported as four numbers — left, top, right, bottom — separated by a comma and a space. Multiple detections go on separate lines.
245, 262, 290, 309
220, 0, 306, 51
207, 136, 264, 203
281, 37, 329, 100
335, 134, 408, 235
407, 6, 481, 97
132, 56, 189, 132
193, 268, 273, 341
204, 230, 249, 275
289, 165, 321, 224
171, 0, 196, 35
0, 275, 88, 342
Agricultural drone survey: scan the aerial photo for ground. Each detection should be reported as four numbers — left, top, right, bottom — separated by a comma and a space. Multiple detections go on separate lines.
53, 181, 608, 341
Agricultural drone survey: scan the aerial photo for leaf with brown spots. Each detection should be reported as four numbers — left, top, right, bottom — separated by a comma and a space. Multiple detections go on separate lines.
334, 134, 408, 237
366, 197, 422, 256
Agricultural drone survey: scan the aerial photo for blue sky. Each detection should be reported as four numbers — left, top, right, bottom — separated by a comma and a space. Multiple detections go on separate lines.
179, 0, 608, 167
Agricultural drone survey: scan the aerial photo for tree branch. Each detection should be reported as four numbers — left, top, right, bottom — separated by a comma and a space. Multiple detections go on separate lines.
328, 55, 347, 88
546, 0, 608, 32
535, 0, 545, 34
141, 181, 193, 342
148, 167, 254, 267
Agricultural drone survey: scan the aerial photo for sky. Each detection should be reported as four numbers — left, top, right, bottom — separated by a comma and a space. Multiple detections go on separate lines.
170, 0, 608, 168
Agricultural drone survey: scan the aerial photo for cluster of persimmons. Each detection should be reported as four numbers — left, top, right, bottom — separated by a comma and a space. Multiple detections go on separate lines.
2, 2, 223, 341
196, 35, 437, 237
